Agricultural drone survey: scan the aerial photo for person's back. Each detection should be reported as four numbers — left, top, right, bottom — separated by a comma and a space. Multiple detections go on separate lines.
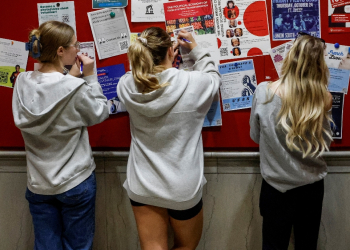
250, 33, 332, 250
117, 27, 221, 250
12, 20, 109, 250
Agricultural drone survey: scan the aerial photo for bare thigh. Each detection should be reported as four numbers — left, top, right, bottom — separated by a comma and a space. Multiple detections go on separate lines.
132, 205, 169, 250
170, 208, 204, 250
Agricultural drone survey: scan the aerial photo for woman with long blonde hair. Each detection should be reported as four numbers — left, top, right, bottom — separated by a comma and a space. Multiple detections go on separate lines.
117, 27, 221, 250
249, 33, 332, 249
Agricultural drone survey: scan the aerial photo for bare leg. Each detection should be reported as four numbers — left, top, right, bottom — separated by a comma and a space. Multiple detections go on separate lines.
170, 208, 203, 250
132, 205, 169, 250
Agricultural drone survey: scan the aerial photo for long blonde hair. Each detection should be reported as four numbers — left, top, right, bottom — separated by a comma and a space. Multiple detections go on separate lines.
127, 27, 172, 93
28, 21, 74, 63
270, 35, 332, 158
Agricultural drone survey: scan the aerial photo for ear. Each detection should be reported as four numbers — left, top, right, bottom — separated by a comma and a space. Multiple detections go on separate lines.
168, 46, 174, 58
56, 46, 64, 58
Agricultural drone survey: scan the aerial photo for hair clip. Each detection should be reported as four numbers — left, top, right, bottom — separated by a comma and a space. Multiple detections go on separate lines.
25, 36, 41, 58
138, 37, 148, 46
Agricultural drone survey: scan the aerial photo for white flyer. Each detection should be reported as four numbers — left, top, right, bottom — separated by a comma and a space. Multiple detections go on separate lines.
173, 26, 196, 70
269, 42, 290, 77
78, 42, 97, 75
131, 0, 167, 22
38, 1, 77, 36
219, 59, 257, 111
88, 8, 131, 60
213, 0, 271, 59
0, 38, 28, 88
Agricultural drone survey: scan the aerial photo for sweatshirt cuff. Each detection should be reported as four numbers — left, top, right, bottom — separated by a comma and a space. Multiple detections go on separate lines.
188, 46, 209, 62
83, 74, 98, 84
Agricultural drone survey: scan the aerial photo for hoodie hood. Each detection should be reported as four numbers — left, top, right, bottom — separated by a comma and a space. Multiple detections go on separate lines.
117, 69, 190, 118
12, 72, 85, 135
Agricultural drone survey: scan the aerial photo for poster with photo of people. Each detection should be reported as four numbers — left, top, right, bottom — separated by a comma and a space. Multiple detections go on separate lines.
272, 0, 321, 41
213, 0, 271, 59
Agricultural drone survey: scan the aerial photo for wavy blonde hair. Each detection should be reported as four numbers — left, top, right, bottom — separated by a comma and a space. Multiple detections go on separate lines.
127, 27, 172, 93
269, 35, 332, 158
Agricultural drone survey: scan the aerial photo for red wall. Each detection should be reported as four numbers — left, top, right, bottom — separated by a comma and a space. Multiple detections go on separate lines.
0, 0, 349, 150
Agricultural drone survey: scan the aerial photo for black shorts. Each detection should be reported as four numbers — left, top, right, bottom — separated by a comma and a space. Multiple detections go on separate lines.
130, 198, 203, 221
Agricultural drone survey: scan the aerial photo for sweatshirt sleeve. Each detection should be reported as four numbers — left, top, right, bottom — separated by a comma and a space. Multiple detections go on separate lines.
187, 46, 221, 110
75, 75, 109, 126
249, 90, 260, 144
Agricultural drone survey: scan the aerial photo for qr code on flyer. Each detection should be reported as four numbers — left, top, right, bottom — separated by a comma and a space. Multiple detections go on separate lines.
0, 71, 9, 84
224, 103, 230, 111
119, 40, 129, 51
220, 48, 228, 57
62, 14, 69, 23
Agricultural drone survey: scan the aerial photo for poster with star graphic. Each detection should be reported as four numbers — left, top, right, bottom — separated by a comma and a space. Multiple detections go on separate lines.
131, 0, 167, 22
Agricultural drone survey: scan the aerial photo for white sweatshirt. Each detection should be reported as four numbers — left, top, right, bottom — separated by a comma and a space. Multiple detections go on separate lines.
12, 71, 109, 195
117, 47, 221, 210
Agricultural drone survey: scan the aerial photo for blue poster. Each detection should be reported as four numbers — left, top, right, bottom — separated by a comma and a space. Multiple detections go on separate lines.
219, 59, 257, 111
92, 0, 127, 8
328, 68, 350, 94
272, 0, 321, 41
330, 92, 344, 139
203, 92, 222, 127
97, 64, 126, 114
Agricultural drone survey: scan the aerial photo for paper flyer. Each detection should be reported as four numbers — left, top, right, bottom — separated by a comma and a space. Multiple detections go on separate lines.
269, 42, 289, 77
88, 8, 130, 60
328, 0, 350, 33
0, 38, 28, 88
93, 0, 127, 8
272, 0, 321, 41
97, 64, 126, 115
203, 92, 222, 127
331, 92, 344, 139
78, 42, 97, 75
164, 0, 219, 67
213, 0, 271, 59
325, 43, 350, 93
132, 0, 167, 22
219, 59, 257, 111
38, 1, 77, 36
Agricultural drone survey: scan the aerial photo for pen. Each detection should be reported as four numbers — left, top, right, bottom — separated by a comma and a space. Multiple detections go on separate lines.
181, 38, 192, 43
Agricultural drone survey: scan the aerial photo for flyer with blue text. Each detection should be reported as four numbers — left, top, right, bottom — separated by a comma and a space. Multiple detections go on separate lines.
219, 59, 257, 111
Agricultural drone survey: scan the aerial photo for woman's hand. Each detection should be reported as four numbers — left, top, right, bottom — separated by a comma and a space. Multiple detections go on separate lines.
78, 54, 95, 77
177, 30, 198, 51
69, 57, 81, 77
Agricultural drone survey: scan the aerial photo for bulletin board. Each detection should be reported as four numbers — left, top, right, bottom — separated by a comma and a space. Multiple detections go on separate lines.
0, 0, 349, 150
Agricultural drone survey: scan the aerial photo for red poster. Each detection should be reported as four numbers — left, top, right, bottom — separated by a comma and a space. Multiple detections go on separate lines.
330, 0, 350, 8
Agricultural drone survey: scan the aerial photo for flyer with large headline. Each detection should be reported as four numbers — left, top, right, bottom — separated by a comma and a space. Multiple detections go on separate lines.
328, 0, 350, 33
272, 0, 321, 41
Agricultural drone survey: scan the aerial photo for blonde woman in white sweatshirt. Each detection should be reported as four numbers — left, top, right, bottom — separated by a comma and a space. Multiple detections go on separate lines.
12, 21, 109, 249
117, 27, 221, 250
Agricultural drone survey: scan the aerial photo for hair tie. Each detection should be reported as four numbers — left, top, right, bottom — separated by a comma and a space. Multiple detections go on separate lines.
138, 37, 148, 46
25, 36, 41, 58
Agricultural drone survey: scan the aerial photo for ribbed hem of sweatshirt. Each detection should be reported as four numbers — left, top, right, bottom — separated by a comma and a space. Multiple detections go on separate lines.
27, 161, 96, 195
124, 180, 204, 211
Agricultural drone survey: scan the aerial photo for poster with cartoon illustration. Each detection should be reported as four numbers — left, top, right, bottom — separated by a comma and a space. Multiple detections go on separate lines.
131, 0, 167, 22
328, 0, 350, 33
272, 0, 321, 41
213, 0, 271, 59
88, 8, 130, 60
0, 38, 28, 89
219, 59, 257, 111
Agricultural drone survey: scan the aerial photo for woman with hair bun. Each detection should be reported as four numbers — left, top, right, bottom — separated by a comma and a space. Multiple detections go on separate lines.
250, 33, 332, 249
117, 27, 221, 250
12, 21, 109, 249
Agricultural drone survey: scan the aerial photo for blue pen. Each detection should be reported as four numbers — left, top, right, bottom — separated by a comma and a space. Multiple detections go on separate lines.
181, 38, 192, 43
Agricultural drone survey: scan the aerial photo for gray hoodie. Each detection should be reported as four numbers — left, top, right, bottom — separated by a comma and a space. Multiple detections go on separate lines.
117, 46, 221, 210
12, 72, 109, 195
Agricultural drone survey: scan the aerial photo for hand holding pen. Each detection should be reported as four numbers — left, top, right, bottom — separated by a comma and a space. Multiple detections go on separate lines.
177, 30, 198, 51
